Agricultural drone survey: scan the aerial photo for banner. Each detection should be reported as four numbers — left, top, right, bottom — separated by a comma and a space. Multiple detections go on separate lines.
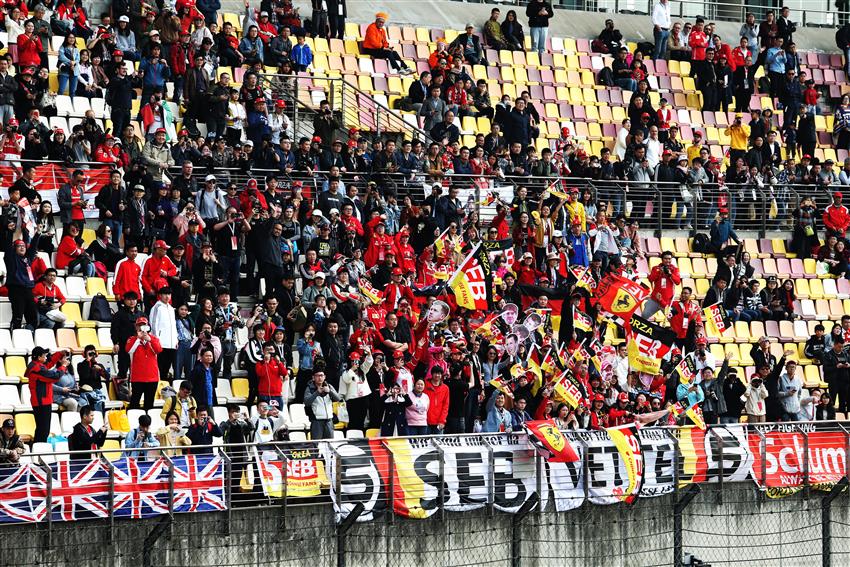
448, 243, 492, 311
254, 446, 328, 498
676, 353, 698, 385
569, 265, 597, 291
573, 309, 593, 333
525, 420, 579, 463
551, 369, 585, 409
0, 455, 225, 523
626, 315, 677, 375
358, 277, 384, 305
675, 425, 753, 487
481, 238, 515, 266
748, 423, 846, 497
606, 424, 644, 503
703, 302, 730, 337
594, 274, 649, 325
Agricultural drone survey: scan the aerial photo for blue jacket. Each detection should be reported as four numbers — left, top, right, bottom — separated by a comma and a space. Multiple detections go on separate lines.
483, 390, 514, 433
290, 43, 312, 67
139, 57, 170, 88
676, 382, 706, 407
566, 232, 590, 267
124, 427, 161, 458
5, 234, 40, 288
710, 218, 739, 248
766, 47, 787, 73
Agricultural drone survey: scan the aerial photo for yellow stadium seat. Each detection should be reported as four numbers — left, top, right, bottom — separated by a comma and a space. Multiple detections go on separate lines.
679, 61, 691, 75
566, 55, 580, 70
809, 279, 825, 300
804, 365, 823, 388
502, 83, 517, 99
78, 328, 105, 353
668, 60, 680, 74
695, 278, 710, 297
678, 258, 693, 277
734, 321, 751, 343
582, 88, 597, 104
232, 378, 249, 400
86, 277, 111, 300
365, 428, 381, 438
312, 53, 329, 72
563, 38, 577, 53
682, 77, 696, 92
552, 53, 566, 69
62, 302, 96, 329
526, 52, 541, 67
612, 106, 626, 122
358, 75, 373, 92
514, 66, 529, 83
772, 239, 793, 258
477, 116, 491, 132
709, 344, 725, 360
15, 413, 35, 440
587, 122, 602, 140
501, 66, 515, 83
5, 356, 26, 380
102, 439, 122, 462
499, 50, 513, 65
803, 258, 818, 275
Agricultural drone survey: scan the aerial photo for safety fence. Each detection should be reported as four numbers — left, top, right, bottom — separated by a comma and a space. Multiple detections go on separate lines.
1, 421, 849, 566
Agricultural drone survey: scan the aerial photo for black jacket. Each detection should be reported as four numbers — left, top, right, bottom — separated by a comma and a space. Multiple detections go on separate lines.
0, 72, 16, 106
525, 0, 553, 27
110, 305, 140, 354
68, 423, 107, 459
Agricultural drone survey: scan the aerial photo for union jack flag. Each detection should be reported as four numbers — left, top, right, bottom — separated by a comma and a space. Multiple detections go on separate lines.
172, 455, 227, 513
47, 460, 112, 521
0, 464, 41, 523
112, 457, 172, 519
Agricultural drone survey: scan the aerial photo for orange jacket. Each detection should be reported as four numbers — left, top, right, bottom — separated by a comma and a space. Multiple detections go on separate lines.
363, 23, 389, 50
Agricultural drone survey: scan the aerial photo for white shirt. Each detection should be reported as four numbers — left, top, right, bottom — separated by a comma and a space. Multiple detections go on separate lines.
149, 300, 178, 349
646, 137, 662, 168
652, 1, 672, 29
615, 127, 629, 160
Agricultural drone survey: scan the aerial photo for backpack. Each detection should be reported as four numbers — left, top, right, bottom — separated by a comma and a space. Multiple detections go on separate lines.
597, 67, 615, 87
90, 294, 112, 322
692, 233, 710, 254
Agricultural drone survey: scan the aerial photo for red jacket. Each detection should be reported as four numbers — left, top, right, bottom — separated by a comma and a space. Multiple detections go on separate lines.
669, 299, 703, 339
423, 380, 449, 427
647, 263, 681, 308
32, 281, 66, 306
26, 352, 65, 407
256, 358, 287, 397
512, 261, 539, 285
126, 334, 163, 383
113, 257, 142, 299
823, 204, 850, 236
56, 235, 86, 270
688, 30, 709, 60
141, 255, 177, 295
382, 282, 414, 312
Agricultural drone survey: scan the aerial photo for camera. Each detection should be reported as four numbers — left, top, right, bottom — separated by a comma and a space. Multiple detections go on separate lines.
752, 378, 763, 387
203, 330, 212, 340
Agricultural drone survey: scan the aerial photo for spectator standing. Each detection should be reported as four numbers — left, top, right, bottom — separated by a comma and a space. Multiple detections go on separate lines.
124, 415, 161, 459
5, 232, 41, 330
186, 407, 223, 454
823, 338, 850, 415
304, 369, 342, 440
26, 347, 65, 443
126, 317, 163, 411
525, 0, 552, 55
484, 8, 509, 51
68, 406, 108, 460
651, 0, 671, 60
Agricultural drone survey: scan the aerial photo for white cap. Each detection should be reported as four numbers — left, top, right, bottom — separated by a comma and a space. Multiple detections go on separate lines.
205, 174, 216, 181
553, 230, 563, 238
119, 15, 130, 22
314, 271, 326, 279
312, 209, 324, 218
243, 140, 254, 147
329, 208, 339, 215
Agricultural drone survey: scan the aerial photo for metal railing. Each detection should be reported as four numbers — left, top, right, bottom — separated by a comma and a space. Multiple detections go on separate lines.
481, 0, 840, 28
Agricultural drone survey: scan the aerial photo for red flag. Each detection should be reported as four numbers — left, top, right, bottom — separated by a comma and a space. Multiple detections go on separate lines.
593, 273, 649, 326
524, 420, 580, 463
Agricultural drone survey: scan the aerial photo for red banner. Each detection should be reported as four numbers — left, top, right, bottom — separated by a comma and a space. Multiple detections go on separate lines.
749, 427, 847, 492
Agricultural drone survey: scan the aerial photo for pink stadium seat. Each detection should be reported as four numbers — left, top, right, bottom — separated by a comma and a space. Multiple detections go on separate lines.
597, 90, 610, 104
831, 54, 844, 67
559, 103, 573, 119
655, 60, 668, 76
758, 239, 774, 256
839, 279, 850, 298
514, 51, 526, 66
775, 259, 791, 279
541, 52, 555, 67
573, 105, 586, 120
528, 68, 542, 83
543, 85, 557, 102
576, 38, 590, 52
807, 52, 819, 67
790, 259, 805, 278
765, 320, 780, 338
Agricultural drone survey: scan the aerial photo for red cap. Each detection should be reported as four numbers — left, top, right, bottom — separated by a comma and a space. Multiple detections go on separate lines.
593, 393, 605, 402
153, 240, 170, 250
617, 392, 629, 402
275, 99, 286, 108
12, 239, 25, 246
391, 267, 403, 276
392, 350, 405, 359
641, 112, 650, 118
178, 129, 189, 136
135, 317, 149, 326
561, 127, 570, 136
247, 178, 258, 190
802, 154, 812, 159
21, 67, 34, 75
694, 131, 703, 138
719, 207, 729, 213
695, 336, 708, 345
104, 133, 114, 140
113, 49, 124, 57
836, 192, 844, 199
349, 351, 361, 360
662, 149, 672, 155
155, 127, 166, 134
292, 180, 303, 187
8, 118, 18, 126
311, 136, 322, 143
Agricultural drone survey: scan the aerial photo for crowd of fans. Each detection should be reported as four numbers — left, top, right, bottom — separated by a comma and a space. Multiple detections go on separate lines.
0, 0, 846, 468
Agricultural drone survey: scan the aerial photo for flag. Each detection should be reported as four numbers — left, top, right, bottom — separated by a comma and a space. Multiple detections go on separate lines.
557, 343, 570, 368
669, 401, 707, 430
573, 309, 593, 333
433, 226, 452, 259
525, 420, 580, 463
676, 353, 698, 385
625, 315, 677, 375
472, 312, 501, 340
606, 423, 644, 503
593, 273, 649, 325
703, 302, 730, 337
358, 278, 384, 305
540, 348, 558, 375
448, 243, 492, 311
569, 265, 596, 291
481, 238, 516, 266
545, 178, 568, 200
170, 455, 227, 513
489, 374, 515, 395
254, 447, 326, 498
551, 369, 584, 409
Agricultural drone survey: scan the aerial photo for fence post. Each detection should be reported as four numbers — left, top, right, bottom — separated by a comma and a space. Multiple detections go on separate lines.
486, 442, 496, 517
381, 440, 395, 524
432, 439, 446, 522
106, 458, 115, 546
673, 484, 701, 567
38, 460, 52, 549
511, 493, 540, 567
709, 427, 724, 505
655, 186, 664, 238
822, 477, 849, 567
336, 502, 364, 567
215, 449, 232, 536
274, 445, 290, 532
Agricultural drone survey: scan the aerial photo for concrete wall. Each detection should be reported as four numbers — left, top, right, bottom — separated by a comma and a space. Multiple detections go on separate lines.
0, 483, 845, 567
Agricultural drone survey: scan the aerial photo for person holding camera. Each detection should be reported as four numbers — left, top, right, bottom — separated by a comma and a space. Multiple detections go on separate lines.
700, 352, 732, 425
76, 344, 108, 412
68, 406, 108, 461
823, 337, 850, 416
304, 369, 342, 440
186, 407, 223, 455
124, 414, 161, 460
742, 372, 769, 423
126, 316, 163, 411
642, 250, 682, 319
0, 419, 25, 465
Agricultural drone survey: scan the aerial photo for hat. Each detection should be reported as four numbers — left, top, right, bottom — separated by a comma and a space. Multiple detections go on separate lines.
561, 126, 571, 136
314, 271, 326, 279
617, 392, 629, 402
155, 127, 166, 134
693, 131, 703, 138
695, 336, 708, 346
662, 149, 672, 156
349, 351, 361, 360
391, 267, 403, 276
719, 207, 729, 214
247, 178, 258, 190
113, 49, 124, 57
104, 133, 114, 140
154, 240, 170, 250
393, 350, 405, 359
678, 155, 689, 163
150, 29, 160, 36
20, 67, 34, 76
1, 418, 14, 429
767, 275, 778, 283
118, 15, 130, 22
135, 317, 149, 327
311, 135, 322, 143
274, 99, 286, 108
759, 336, 770, 344
802, 154, 812, 159
178, 128, 188, 137
375, 11, 389, 20
260, 10, 269, 16
329, 208, 340, 215
205, 174, 216, 181
734, 112, 743, 118
641, 112, 650, 118
133, 184, 146, 192
593, 393, 605, 402
826, 159, 835, 165
836, 192, 844, 199
546, 252, 560, 261
553, 230, 563, 238
522, 252, 533, 259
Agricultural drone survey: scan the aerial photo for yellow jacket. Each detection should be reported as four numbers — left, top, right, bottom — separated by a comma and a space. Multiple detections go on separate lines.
724, 124, 750, 151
